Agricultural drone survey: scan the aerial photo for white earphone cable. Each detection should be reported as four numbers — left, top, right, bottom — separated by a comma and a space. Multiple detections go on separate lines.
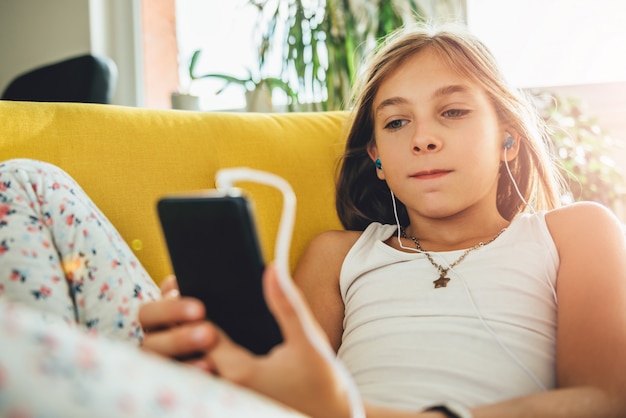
504, 147, 537, 215
389, 150, 551, 391
215, 168, 365, 418
454, 268, 548, 390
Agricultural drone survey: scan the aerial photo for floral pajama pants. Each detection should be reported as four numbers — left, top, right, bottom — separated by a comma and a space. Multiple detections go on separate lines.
0, 159, 299, 417
0, 158, 160, 342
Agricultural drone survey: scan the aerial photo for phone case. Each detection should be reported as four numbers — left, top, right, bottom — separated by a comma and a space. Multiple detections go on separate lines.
157, 190, 282, 354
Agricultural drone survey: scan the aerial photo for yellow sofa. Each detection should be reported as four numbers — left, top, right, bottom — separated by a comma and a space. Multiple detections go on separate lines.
0, 100, 351, 284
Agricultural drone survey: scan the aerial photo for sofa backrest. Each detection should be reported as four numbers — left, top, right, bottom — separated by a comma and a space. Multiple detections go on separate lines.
0, 101, 351, 284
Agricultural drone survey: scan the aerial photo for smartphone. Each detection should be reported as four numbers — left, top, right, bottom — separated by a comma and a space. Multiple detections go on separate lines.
157, 190, 282, 355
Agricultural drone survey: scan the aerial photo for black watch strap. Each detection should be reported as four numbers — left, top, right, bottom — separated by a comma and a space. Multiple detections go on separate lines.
424, 402, 473, 418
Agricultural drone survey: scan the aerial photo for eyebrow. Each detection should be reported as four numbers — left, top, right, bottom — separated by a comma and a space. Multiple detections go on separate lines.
432, 84, 470, 98
375, 97, 408, 115
374, 84, 471, 115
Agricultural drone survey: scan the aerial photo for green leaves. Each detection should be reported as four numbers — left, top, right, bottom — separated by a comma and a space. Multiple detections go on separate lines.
536, 91, 625, 211
187, 49, 296, 101
251, 0, 441, 110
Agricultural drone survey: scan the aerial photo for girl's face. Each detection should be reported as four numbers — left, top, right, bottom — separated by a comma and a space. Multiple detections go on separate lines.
369, 48, 509, 221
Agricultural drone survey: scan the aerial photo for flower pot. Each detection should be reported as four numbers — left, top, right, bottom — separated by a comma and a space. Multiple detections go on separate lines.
171, 92, 201, 111
245, 85, 273, 112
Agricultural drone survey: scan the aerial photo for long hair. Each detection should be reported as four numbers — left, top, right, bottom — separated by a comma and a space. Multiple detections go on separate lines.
335, 23, 566, 231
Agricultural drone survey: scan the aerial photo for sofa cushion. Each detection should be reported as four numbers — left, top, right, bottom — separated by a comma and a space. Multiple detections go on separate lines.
0, 101, 350, 283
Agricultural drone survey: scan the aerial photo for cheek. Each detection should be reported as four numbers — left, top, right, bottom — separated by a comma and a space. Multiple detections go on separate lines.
464, 133, 502, 158
460, 145, 502, 176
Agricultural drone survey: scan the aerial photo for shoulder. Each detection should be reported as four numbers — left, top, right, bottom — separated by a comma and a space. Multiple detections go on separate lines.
545, 200, 617, 222
545, 201, 624, 247
293, 228, 363, 294
298, 229, 362, 269
544, 201, 626, 298
293, 229, 363, 351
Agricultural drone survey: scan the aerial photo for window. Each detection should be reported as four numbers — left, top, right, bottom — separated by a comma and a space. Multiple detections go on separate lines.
175, 0, 259, 110
466, 0, 626, 88
171, 1, 626, 104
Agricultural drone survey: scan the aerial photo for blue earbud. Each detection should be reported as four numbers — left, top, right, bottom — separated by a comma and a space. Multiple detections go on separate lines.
375, 158, 382, 169
504, 136, 515, 150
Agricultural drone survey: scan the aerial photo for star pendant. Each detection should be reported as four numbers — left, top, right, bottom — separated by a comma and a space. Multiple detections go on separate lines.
433, 275, 451, 288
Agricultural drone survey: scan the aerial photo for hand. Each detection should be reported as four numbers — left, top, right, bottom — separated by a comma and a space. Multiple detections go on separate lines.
206, 264, 351, 418
139, 275, 217, 372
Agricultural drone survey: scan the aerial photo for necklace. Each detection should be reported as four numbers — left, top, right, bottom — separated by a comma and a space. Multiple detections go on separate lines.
400, 227, 506, 288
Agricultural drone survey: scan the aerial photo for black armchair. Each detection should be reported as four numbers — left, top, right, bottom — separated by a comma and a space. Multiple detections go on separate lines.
1, 54, 117, 104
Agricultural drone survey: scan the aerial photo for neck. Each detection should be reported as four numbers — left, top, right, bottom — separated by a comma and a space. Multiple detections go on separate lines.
403, 212, 510, 252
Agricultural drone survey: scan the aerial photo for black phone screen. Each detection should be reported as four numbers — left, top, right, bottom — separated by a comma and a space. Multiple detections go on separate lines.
157, 192, 282, 354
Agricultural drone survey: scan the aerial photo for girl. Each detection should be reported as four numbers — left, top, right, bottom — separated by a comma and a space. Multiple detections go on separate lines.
203, 23, 626, 418
2, 23, 626, 418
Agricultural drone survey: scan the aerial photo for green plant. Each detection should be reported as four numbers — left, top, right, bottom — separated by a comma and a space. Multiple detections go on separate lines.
534, 91, 625, 211
249, 0, 463, 111
187, 49, 297, 110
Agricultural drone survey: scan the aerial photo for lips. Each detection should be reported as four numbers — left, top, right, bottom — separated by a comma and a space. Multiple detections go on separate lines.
411, 169, 452, 180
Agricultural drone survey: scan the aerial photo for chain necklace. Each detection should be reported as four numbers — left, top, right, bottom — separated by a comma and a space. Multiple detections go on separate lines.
400, 227, 506, 288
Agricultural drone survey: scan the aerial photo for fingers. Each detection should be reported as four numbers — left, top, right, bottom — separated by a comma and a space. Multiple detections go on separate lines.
139, 297, 214, 363
142, 321, 217, 359
159, 274, 179, 298
263, 263, 327, 348
206, 324, 258, 385
202, 264, 349, 417
263, 264, 296, 317
138, 297, 205, 331
186, 355, 218, 373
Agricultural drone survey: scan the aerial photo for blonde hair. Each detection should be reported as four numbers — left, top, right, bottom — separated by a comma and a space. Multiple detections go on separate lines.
336, 23, 566, 230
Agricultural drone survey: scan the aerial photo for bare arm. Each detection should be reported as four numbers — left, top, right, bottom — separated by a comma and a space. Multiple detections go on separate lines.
294, 204, 626, 417
548, 202, 626, 415
292, 230, 360, 351
206, 203, 626, 417
470, 202, 626, 417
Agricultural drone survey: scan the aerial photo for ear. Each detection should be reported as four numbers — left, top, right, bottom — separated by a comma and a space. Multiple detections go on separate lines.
367, 143, 385, 180
501, 130, 521, 162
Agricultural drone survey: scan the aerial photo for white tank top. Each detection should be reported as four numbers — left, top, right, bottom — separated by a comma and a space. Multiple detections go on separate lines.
338, 212, 559, 411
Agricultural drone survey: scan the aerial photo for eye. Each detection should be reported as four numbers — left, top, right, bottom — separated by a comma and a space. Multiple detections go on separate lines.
442, 109, 469, 118
384, 119, 408, 131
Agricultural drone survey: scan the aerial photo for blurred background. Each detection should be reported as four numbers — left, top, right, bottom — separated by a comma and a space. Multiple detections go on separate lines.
1, 0, 625, 219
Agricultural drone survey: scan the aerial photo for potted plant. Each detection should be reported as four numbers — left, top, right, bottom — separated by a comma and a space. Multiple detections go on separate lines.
186, 49, 296, 112
248, 0, 464, 110
170, 50, 204, 110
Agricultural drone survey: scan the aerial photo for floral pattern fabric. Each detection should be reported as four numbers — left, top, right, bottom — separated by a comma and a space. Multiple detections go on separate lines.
0, 158, 160, 343
0, 298, 302, 417
0, 159, 302, 417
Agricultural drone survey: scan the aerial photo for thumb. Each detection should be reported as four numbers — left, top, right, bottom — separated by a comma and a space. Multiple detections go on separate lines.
159, 275, 180, 299
207, 324, 258, 384
263, 263, 328, 348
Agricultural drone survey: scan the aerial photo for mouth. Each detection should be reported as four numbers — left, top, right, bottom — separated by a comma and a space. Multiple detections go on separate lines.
410, 169, 452, 180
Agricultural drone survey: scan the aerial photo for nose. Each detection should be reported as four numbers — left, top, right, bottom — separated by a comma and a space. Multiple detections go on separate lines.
414, 143, 438, 151
411, 124, 442, 153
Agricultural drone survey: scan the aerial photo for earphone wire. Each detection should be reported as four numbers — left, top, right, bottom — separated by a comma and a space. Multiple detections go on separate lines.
453, 266, 548, 391
390, 179, 549, 392
391, 189, 423, 254
215, 168, 366, 418
504, 147, 537, 215
503, 148, 557, 303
